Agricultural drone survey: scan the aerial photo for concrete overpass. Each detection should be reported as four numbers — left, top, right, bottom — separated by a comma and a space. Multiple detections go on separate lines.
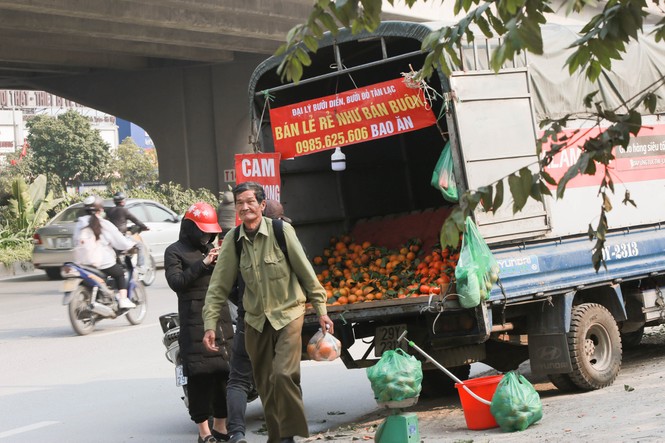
0, 0, 417, 193
2, 2, 661, 194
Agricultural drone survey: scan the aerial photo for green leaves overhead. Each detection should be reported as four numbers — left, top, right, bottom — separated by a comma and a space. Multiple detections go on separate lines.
508, 167, 533, 212
276, 0, 665, 271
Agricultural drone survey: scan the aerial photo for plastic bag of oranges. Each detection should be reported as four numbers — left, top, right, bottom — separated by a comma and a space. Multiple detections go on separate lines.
366, 348, 422, 402
306, 329, 342, 361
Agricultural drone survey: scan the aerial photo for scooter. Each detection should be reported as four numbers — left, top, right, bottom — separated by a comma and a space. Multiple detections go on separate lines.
159, 312, 259, 409
127, 224, 157, 286
159, 313, 190, 408
61, 254, 148, 335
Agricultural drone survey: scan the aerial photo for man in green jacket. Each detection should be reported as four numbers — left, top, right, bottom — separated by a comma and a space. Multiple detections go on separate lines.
202, 181, 334, 443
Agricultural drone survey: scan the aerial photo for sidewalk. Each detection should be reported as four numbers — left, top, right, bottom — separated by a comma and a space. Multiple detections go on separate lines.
0, 261, 35, 279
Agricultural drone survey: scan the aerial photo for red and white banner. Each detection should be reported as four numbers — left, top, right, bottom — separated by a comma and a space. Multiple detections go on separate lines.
234, 152, 282, 201
269, 78, 437, 159
543, 124, 665, 188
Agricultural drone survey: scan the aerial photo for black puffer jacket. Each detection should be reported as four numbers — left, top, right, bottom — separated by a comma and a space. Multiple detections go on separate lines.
164, 219, 233, 377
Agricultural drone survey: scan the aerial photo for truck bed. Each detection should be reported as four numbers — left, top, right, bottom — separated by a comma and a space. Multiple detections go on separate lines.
305, 285, 459, 324
305, 222, 665, 325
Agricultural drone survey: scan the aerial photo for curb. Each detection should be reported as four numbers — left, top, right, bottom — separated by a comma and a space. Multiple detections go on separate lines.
0, 261, 35, 279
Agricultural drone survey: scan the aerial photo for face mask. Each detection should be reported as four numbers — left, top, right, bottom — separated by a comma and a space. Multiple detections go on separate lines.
200, 234, 212, 245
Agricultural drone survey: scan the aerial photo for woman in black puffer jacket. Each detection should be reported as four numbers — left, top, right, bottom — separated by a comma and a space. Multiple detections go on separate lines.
165, 202, 233, 443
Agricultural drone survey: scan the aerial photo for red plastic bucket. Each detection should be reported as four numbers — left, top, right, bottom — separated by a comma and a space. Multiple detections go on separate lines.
455, 374, 503, 430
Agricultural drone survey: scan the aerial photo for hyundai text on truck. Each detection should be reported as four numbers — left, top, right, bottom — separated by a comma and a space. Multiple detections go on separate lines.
246, 21, 665, 395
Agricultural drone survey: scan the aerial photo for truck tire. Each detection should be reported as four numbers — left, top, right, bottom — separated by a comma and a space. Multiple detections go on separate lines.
547, 373, 580, 392
567, 303, 622, 390
620, 326, 644, 349
420, 365, 470, 398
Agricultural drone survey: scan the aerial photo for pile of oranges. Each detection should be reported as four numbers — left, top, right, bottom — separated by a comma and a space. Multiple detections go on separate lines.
311, 235, 460, 306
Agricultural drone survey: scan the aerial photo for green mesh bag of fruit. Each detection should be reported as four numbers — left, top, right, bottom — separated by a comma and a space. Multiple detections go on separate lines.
366, 348, 423, 402
455, 217, 500, 308
490, 371, 543, 432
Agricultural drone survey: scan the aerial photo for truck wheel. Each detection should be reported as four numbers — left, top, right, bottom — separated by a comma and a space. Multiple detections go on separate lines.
620, 326, 644, 349
567, 303, 621, 390
547, 373, 580, 392
420, 365, 470, 398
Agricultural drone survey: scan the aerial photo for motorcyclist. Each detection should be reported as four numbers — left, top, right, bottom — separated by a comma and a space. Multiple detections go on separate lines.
73, 195, 138, 309
106, 191, 149, 271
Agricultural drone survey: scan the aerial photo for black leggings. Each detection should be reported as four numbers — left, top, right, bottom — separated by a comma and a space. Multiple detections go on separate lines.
101, 263, 127, 290
187, 372, 228, 424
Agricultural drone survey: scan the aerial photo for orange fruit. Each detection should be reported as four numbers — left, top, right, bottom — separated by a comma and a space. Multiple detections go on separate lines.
337, 296, 348, 305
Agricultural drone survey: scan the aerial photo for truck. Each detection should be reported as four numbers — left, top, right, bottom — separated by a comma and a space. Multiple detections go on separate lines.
247, 21, 665, 395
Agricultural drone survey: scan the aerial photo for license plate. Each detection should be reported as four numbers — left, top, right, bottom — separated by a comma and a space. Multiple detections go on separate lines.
55, 237, 72, 249
60, 279, 79, 292
175, 365, 188, 387
374, 324, 407, 356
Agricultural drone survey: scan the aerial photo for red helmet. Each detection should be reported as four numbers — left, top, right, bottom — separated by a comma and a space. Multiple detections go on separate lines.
184, 202, 222, 233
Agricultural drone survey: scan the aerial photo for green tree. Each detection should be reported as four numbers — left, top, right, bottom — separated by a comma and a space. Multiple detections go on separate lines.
277, 0, 665, 270
26, 110, 111, 193
109, 137, 159, 189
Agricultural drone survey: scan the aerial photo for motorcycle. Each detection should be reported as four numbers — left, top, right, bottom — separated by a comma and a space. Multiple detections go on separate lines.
127, 224, 157, 287
159, 311, 259, 409
159, 313, 190, 408
61, 253, 148, 335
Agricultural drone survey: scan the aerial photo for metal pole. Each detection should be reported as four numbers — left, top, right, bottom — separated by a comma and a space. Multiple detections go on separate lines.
255, 50, 424, 96
398, 331, 492, 406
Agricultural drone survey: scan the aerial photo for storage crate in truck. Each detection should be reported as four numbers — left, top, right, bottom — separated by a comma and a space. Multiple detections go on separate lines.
247, 21, 665, 395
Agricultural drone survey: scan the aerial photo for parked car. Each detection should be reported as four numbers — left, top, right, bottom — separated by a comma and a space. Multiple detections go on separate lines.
33, 198, 182, 279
